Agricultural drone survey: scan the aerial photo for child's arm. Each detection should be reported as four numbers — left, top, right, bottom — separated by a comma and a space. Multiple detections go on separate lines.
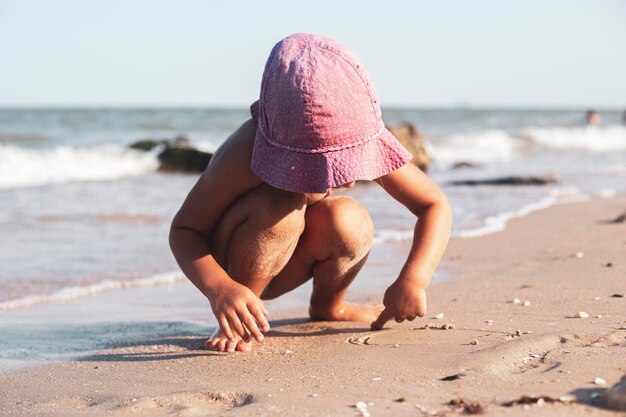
371, 163, 453, 329
169, 119, 270, 342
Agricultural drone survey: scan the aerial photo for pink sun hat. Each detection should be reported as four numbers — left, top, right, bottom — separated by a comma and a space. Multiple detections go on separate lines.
250, 33, 413, 193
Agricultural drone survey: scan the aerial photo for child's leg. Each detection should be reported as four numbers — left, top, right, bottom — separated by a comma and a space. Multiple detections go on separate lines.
263, 196, 379, 322
207, 185, 375, 352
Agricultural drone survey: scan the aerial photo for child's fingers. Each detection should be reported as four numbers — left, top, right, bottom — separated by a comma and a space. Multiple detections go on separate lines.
218, 315, 235, 341
227, 312, 250, 341
239, 311, 264, 342
371, 308, 393, 330
250, 304, 271, 332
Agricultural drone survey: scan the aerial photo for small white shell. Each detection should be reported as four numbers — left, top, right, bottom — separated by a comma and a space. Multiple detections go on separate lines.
595, 377, 607, 385
576, 311, 590, 318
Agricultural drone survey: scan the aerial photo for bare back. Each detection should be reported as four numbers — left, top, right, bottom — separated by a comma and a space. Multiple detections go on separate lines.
170, 118, 262, 238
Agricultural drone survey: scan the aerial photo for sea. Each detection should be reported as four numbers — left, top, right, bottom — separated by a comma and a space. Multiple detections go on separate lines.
1, 107, 625, 371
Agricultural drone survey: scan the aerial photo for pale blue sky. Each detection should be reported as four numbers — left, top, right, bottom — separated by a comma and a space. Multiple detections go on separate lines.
0, 0, 625, 108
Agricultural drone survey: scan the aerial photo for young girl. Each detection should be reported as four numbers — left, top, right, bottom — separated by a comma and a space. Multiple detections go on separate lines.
169, 33, 452, 352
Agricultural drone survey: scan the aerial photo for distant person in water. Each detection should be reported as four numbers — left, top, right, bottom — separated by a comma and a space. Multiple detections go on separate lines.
169, 33, 452, 352
586, 110, 601, 126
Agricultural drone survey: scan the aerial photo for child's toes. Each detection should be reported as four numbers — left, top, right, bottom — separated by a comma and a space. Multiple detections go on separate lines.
205, 338, 219, 351
225, 339, 239, 352
217, 338, 229, 352
236, 340, 252, 352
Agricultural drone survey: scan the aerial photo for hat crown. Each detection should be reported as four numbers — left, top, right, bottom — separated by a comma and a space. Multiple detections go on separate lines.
257, 33, 383, 153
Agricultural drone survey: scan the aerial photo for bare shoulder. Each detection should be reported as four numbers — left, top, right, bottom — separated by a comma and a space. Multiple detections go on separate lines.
171, 118, 263, 235
209, 118, 258, 171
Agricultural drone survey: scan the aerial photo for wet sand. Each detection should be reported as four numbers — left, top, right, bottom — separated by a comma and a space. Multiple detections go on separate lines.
1, 195, 625, 416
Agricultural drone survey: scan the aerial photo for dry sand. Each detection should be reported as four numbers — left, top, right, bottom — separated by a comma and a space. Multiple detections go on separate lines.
1, 195, 625, 417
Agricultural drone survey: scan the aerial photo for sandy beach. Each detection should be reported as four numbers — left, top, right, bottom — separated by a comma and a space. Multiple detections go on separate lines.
1, 194, 625, 417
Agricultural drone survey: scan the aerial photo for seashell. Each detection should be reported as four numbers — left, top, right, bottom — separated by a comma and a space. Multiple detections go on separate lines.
572, 251, 584, 258
441, 323, 455, 330
469, 340, 478, 345
423, 323, 438, 329
511, 297, 521, 304
576, 311, 589, 318
434, 313, 444, 320
355, 401, 370, 417
558, 395, 576, 403
522, 300, 531, 307
595, 377, 607, 385
514, 329, 522, 336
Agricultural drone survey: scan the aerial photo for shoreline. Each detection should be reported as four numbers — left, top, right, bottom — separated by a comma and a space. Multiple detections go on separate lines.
1, 194, 624, 415
0, 188, 600, 314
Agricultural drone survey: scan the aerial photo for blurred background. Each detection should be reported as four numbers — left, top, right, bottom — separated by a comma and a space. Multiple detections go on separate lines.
0, 0, 625, 369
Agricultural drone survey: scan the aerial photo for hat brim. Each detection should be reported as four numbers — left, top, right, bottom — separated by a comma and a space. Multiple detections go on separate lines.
250, 126, 413, 193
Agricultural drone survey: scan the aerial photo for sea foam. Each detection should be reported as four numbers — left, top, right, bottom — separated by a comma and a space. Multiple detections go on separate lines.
429, 130, 521, 165
0, 144, 159, 189
0, 271, 184, 312
523, 125, 626, 151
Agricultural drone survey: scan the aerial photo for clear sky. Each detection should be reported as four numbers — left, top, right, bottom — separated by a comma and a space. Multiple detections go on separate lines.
1, 0, 625, 108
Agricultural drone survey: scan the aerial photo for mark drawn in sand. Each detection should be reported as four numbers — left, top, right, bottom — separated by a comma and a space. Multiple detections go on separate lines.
42, 392, 253, 417
466, 330, 626, 376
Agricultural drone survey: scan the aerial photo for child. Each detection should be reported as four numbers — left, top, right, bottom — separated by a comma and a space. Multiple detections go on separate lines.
169, 33, 452, 352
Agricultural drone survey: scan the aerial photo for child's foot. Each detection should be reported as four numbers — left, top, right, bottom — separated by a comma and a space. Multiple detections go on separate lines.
309, 303, 384, 323
204, 327, 253, 353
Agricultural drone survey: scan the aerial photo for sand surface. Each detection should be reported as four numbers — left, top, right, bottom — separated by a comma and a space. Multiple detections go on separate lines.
1, 195, 625, 416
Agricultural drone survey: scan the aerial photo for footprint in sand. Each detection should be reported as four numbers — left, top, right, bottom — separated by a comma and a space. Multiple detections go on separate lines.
42, 392, 252, 416
110, 392, 252, 417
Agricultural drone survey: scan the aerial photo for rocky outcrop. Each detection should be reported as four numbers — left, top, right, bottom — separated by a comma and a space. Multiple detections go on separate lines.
158, 147, 212, 173
131, 123, 433, 174
386, 123, 431, 172
129, 136, 212, 173
450, 175, 558, 186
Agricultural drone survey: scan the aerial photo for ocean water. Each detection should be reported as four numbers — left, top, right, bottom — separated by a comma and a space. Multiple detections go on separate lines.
1, 107, 625, 370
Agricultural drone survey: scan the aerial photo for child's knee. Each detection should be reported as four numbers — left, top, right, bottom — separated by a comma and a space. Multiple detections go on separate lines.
314, 197, 374, 258
256, 189, 307, 238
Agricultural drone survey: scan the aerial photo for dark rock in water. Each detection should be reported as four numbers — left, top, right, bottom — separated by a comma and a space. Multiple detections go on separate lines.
129, 139, 163, 152
129, 135, 190, 152
158, 147, 212, 173
451, 162, 479, 169
386, 123, 431, 172
129, 135, 212, 173
450, 175, 558, 186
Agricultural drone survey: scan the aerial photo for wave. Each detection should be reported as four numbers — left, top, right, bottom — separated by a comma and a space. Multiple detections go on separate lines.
373, 189, 591, 243
428, 125, 626, 167
0, 271, 184, 312
373, 229, 414, 244
522, 125, 626, 151
0, 144, 159, 189
429, 130, 521, 165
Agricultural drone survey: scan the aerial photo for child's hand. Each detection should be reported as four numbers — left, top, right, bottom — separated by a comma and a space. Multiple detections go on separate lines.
208, 280, 270, 343
371, 280, 427, 330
